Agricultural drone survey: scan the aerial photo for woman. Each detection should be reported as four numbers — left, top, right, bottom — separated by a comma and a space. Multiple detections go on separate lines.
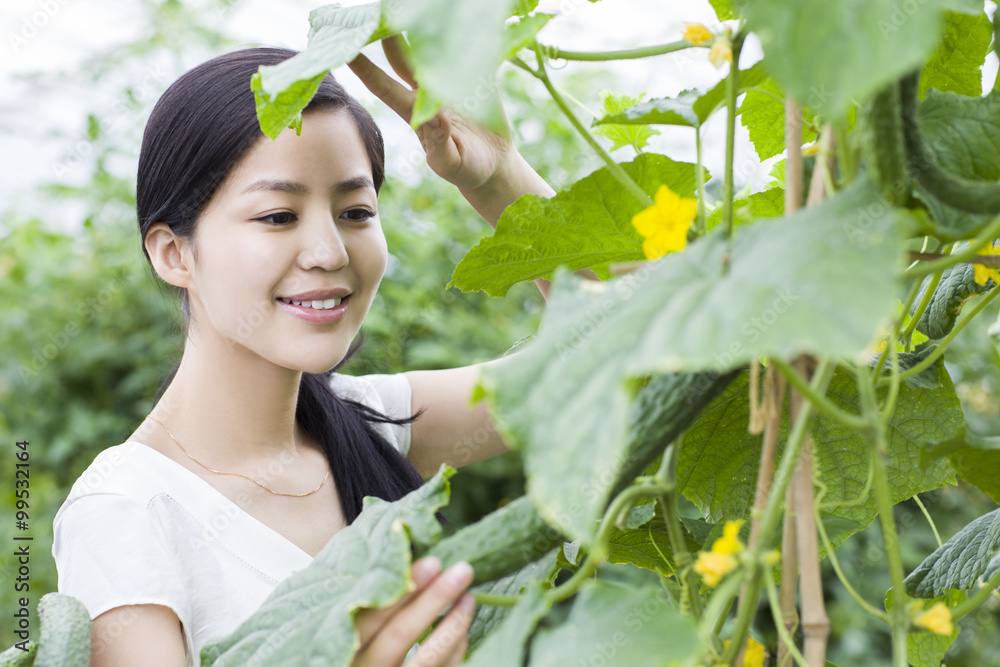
52, 38, 554, 667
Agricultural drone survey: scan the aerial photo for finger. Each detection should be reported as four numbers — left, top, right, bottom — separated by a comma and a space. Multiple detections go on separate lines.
355, 557, 442, 652
416, 110, 454, 154
347, 52, 414, 121
356, 561, 475, 666
383, 35, 419, 89
407, 594, 475, 667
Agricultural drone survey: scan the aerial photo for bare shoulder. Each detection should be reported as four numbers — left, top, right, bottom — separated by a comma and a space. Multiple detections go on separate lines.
91, 604, 187, 667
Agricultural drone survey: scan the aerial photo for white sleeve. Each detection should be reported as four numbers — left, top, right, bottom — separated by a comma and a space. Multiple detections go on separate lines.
52, 493, 192, 629
329, 372, 413, 457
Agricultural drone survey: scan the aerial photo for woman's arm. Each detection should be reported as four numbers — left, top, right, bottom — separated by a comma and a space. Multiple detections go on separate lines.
90, 605, 187, 667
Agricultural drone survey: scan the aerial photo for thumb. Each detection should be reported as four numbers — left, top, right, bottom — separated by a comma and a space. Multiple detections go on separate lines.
417, 111, 451, 153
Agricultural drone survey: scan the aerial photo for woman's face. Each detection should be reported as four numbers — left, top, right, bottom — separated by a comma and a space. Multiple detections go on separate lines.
183, 108, 387, 374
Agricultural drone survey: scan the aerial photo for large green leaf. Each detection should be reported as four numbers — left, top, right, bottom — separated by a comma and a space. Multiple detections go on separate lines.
464, 582, 553, 667
919, 10, 994, 98
201, 466, 454, 666
745, 0, 948, 121
912, 89, 1000, 240
922, 426, 1000, 503
526, 571, 700, 666
910, 263, 989, 340
252, 3, 382, 139
606, 504, 703, 576
905, 507, 1000, 597
384, 0, 513, 129
738, 76, 818, 160
451, 153, 703, 296
482, 180, 906, 542
678, 367, 959, 549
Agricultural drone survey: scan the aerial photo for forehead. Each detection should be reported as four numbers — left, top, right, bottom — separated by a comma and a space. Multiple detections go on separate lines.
225, 108, 374, 191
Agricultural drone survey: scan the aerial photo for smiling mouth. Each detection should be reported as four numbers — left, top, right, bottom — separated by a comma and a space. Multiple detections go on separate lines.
277, 296, 345, 310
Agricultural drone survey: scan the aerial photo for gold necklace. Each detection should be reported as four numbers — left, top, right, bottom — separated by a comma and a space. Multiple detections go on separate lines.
145, 415, 329, 498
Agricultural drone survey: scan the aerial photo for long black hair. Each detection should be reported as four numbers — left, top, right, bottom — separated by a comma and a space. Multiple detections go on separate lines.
136, 47, 426, 524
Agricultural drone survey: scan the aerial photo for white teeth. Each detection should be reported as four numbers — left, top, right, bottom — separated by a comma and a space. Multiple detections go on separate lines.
279, 297, 342, 310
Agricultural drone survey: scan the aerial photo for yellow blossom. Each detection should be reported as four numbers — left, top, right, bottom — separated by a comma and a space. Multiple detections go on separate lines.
708, 37, 732, 68
974, 239, 1000, 286
913, 601, 954, 636
718, 637, 766, 667
694, 520, 745, 586
631, 184, 696, 260
683, 23, 714, 46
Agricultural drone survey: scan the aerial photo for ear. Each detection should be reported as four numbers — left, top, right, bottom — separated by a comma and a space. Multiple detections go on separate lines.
145, 223, 194, 289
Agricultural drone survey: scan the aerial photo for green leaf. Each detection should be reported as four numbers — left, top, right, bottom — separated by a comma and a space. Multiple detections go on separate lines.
466, 553, 559, 656
910, 263, 989, 339
738, 76, 818, 160
886, 589, 962, 667
451, 153, 704, 297
512, 0, 539, 16
384, 0, 513, 130
591, 91, 662, 153
679, 366, 959, 550
706, 186, 784, 231
253, 3, 381, 139
919, 10, 994, 98
745, 0, 949, 121
464, 582, 552, 667
482, 180, 905, 542
527, 570, 699, 666
500, 13, 554, 61
606, 504, 703, 576
922, 426, 1000, 503
912, 89, 1000, 240
906, 506, 1000, 597
593, 63, 768, 129
201, 466, 455, 666
709, 0, 738, 20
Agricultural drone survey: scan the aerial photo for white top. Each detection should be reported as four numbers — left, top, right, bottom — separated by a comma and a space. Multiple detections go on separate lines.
52, 372, 413, 667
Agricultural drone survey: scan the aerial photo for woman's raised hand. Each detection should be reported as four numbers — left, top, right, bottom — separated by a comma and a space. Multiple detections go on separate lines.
352, 556, 477, 666
348, 37, 515, 196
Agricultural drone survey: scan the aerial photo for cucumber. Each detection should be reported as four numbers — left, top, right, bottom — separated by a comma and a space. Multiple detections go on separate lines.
899, 69, 1000, 214
35, 593, 91, 667
860, 83, 909, 205
423, 496, 563, 585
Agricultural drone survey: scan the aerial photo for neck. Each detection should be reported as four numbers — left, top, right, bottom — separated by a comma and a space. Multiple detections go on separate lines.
145, 328, 307, 466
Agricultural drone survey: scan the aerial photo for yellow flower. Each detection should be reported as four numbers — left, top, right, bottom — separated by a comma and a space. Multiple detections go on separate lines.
683, 23, 714, 46
631, 184, 696, 260
708, 36, 732, 68
974, 239, 1000, 286
693, 520, 745, 587
718, 637, 766, 667
913, 601, 954, 636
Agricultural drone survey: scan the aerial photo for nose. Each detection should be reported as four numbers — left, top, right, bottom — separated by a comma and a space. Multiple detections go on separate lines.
298, 211, 349, 272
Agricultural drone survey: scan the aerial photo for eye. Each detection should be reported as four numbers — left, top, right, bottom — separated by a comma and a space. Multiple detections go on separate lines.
255, 211, 297, 225
343, 208, 375, 222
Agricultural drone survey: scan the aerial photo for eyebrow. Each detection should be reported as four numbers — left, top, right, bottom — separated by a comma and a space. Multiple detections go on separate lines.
239, 176, 375, 196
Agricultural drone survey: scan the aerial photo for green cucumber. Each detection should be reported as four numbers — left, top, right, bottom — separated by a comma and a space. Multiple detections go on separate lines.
899, 69, 1000, 214
0, 593, 92, 667
423, 496, 563, 585
860, 83, 910, 205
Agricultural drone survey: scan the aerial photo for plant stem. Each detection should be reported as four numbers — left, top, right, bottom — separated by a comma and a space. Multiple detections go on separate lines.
952, 565, 1000, 618
472, 592, 520, 607
814, 506, 888, 620
765, 572, 810, 667
720, 358, 836, 665
856, 364, 909, 667
884, 286, 1000, 384
695, 126, 707, 234
538, 40, 700, 62
905, 213, 1000, 278
530, 44, 654, 208
912, 495, 942, 548
658, 441, 704, 621
771, 357, 869, 430
722, 30, 747, 239
545, 481, 673, 605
